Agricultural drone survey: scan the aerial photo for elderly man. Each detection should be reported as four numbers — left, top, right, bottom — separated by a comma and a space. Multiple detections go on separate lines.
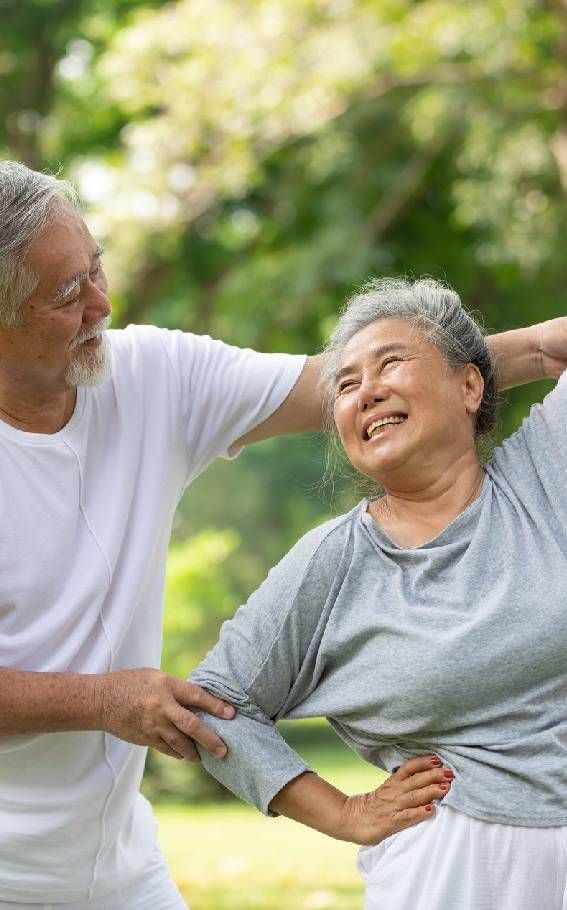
0, 160, 562, 909
0, 161, 326, 909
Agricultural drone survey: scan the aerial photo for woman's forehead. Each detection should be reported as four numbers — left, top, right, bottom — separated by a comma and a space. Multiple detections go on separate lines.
340, 318, 426, 361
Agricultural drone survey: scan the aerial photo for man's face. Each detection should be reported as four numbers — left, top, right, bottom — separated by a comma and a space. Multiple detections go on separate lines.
0, 203, 112, 392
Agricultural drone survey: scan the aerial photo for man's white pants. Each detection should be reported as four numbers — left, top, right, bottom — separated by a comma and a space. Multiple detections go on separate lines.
358, 803, 567, 909
0, 845, 187, 910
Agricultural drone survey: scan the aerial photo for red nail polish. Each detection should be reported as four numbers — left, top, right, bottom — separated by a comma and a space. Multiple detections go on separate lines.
425, 804, 434, 812
439, 783, 448, 791
443, 771, 454, 779
431, 758, 442, 766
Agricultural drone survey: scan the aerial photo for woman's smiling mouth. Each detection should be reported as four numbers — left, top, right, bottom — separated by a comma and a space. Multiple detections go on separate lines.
364, 414, 408, 440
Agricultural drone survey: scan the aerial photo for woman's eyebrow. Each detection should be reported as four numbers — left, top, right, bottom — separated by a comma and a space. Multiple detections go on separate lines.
335, 342, 408, 382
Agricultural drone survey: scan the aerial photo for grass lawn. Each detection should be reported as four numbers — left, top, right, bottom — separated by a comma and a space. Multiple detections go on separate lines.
154, 721, 387, 910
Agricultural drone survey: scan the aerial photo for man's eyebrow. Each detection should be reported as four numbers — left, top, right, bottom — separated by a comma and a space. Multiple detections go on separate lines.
53, 244, 104, 302
334, 343, 408, 383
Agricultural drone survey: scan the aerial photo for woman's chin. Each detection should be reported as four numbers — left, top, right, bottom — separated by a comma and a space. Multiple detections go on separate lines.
356, 449, 411, 484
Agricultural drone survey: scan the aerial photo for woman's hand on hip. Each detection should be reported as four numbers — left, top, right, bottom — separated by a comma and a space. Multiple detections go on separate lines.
338, 755, 454, 846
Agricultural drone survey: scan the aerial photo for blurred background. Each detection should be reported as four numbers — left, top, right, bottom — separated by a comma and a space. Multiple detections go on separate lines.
2, 0, 566, 906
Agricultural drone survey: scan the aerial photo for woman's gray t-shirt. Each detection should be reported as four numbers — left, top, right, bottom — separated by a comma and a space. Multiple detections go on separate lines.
191, 372, 567, 827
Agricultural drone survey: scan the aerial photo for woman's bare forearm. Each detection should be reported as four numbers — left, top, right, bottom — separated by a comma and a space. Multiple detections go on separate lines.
487, 325, 543, 390
269, 772, 350, 839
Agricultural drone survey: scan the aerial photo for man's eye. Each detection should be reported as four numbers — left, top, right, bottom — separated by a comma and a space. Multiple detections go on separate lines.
382, 357, 402, 369
89, 265, 101, 279
337, 380, 357, 394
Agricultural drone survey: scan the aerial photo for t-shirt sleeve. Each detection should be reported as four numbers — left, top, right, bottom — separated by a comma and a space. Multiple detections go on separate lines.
489, 370, 567, 516
189, 517, 352, 815
155, 328, 306, 481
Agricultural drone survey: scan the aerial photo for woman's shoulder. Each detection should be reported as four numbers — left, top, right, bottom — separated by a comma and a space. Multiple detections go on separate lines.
487, 372, 567, 501
275, 502, 364, 585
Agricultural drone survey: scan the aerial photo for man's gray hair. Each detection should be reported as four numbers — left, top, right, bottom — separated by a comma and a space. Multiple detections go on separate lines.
321, 277, 498, 438
0, 161, 78, 326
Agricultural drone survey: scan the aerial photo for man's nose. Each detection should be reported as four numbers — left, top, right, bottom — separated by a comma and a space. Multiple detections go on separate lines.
85, 283, 111, 321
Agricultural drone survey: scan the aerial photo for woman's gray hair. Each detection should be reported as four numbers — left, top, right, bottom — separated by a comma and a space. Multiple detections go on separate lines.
321, 277, 498, 438
0, 161, 78, 326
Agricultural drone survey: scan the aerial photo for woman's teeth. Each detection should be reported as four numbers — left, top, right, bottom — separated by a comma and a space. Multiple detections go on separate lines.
366, 415, 407, 439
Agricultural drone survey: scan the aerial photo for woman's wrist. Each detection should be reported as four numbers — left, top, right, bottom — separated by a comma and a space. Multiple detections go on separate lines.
268, 772, 351, 840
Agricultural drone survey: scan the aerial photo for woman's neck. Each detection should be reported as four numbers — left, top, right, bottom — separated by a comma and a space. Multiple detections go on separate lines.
369, 455, 485, 549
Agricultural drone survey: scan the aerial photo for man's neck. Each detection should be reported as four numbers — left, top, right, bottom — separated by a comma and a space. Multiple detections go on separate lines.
0, 386, 77, 434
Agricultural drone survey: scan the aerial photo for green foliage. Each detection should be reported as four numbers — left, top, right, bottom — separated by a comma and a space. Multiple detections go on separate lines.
162, 529, 240, 675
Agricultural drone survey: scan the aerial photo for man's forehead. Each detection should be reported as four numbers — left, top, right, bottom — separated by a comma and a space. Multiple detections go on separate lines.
24, 210, 98, 285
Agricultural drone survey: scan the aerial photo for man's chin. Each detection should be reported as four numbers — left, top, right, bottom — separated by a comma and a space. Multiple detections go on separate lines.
65, 335, 112, 387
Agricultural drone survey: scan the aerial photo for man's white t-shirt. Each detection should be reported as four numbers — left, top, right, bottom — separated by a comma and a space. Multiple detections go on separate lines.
0, 325, 305, 903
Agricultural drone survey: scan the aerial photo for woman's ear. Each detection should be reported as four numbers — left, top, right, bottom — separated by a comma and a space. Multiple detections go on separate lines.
462, 363, 484, 417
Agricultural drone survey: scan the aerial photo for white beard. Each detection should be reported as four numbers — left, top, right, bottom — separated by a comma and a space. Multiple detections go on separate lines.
65, 318, 112, 387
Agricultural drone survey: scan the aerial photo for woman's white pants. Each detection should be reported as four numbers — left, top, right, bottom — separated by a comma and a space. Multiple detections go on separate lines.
358, 803, 567, 910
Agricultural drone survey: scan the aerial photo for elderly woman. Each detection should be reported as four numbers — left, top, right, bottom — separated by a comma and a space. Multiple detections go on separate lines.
191, 278, 567, 909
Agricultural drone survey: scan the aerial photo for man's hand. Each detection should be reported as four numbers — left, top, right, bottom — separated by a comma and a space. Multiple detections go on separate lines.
538, 316, 567, 379
95, 669, 235, 761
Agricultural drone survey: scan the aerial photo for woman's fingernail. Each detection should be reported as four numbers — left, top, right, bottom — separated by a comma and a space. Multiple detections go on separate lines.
425, 804, 434, 812
431, 758, 442, 766
443, 771, 454, 779
439, 783, 449, 791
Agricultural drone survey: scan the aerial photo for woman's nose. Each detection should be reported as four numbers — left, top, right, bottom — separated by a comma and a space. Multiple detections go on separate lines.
358, 381, 387, 411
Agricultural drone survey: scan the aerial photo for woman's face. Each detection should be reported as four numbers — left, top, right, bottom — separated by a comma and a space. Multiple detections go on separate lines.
332, 318, 483, 486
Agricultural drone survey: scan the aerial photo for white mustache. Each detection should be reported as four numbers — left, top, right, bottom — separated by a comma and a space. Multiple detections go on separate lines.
70, 316, 111, 350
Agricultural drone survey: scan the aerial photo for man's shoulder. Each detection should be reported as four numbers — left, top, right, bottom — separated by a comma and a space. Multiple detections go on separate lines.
107, 323, 165, 354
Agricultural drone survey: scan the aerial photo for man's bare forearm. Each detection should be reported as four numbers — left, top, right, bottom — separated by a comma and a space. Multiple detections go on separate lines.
0, 666, 233, 760
0, 667, 103, 735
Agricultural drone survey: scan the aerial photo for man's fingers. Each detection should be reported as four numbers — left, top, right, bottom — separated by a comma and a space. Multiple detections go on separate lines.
392, 755, 442, 781
153, 738, 185, 760
171, 679, 235, 719
170, 706, 228, 759
160, 727, 202, 763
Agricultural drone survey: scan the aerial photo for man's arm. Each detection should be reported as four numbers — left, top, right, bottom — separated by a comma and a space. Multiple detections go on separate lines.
234, 354, 326, 445
0, 666, 234, 761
